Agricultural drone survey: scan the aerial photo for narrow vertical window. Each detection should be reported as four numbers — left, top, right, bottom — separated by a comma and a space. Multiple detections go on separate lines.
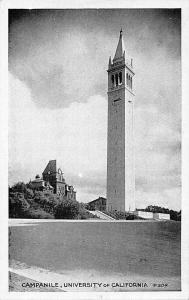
119, 72, 122, 84
115, 73, 118, 86
131, 77, 132, 89
126, 73, 128, 86
111, 74, 114, 87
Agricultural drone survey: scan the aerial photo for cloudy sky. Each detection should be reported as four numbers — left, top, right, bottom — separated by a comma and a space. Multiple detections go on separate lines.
8, 9, 181, 210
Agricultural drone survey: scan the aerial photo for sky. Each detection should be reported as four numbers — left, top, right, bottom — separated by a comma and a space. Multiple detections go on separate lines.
8, 9, 181, 210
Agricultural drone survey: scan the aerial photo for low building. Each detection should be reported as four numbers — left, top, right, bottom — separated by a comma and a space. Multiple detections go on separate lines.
134, 210, 154, 219
31, 175, 54, 193
87, 197, 107, 211
153, 213, 170, 220
135, 210, 170, 220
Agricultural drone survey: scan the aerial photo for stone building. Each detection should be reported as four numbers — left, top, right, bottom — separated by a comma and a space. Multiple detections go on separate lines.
87, 197, 107, 212
107, 30, 135, 212
42, 160, 76, 200
31, 160, 76, 200
31, 175, 54, 193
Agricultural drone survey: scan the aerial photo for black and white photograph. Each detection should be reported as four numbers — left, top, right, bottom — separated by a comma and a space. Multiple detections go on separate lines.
0, 2, 187, 298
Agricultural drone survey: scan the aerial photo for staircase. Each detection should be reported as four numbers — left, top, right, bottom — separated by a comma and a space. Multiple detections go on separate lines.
88, 210, 115, 221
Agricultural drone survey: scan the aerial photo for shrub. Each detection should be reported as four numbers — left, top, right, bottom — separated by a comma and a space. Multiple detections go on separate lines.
25, 208, 54, 219
78, 207, 99, 219
9, 183, 34, 200
9, 192, 30, 218
104, 210, 141, 220
55, 199, 80, 219
10, 182, 27, 193
33, 191, 61, 214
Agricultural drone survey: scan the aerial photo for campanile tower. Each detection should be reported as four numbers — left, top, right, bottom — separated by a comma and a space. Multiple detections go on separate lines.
107, 30, 135, 212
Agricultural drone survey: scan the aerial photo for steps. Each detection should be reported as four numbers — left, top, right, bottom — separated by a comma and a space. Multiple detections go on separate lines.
88, 210, 115, 221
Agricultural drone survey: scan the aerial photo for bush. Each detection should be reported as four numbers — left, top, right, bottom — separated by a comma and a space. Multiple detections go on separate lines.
78, 207, 100, 219
9, 183, 34, 200
25, 208, 54, 219
9, 192, 30, 218
10, 182, 27, 193
9, 182, 101, 220
141, 205, 181, 221
32, 191, 59, 214
104, 210, 141, 220
55, 199, 80, 219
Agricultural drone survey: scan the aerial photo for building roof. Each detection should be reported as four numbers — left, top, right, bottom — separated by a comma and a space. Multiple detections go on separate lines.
88, 197, 107, 204
113, 29, 125, 61
31, 178, 44, 183
42, 160, 57, 175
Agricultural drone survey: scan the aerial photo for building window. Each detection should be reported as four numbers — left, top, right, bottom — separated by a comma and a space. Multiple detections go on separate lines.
115, 73, 118, 86
111, 74, 114, 87
128, 75, 130, 87
119, 72, 122, 85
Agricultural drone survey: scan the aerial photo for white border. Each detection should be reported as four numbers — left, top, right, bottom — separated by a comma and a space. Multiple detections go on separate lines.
1, 0, 189, 299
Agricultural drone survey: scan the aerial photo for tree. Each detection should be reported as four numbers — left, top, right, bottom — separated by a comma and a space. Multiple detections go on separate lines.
33, 191, 60, 214
10, 182, 34, 199
25, 208, 54, 219
9, 192, 30, 218
55, 199, 80, 219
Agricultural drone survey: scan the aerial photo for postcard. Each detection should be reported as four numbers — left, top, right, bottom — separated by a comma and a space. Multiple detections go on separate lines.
0, 1, 189, 300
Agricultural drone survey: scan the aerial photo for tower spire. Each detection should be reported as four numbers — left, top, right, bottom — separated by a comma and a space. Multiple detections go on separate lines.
113, 29, 125, 61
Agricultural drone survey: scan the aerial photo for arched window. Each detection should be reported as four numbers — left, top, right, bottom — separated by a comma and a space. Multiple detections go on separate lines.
115, 73, 118, 86
128, 75, 131, 88
119, 72, 122, 85
111, 74, 114, 87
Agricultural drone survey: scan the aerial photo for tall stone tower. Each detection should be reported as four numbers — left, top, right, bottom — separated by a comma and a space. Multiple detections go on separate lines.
107, 30, 135, 212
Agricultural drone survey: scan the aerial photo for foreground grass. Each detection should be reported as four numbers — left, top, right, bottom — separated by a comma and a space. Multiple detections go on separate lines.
9, 221, 180, 277
9, 272, 64, 292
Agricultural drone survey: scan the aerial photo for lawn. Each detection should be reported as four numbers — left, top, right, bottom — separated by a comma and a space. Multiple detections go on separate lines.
9, 220, 181, 291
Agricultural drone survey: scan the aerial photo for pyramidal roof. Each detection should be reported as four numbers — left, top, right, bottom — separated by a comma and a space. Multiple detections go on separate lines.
113, 29, 125, 60
43, 160, 57, 174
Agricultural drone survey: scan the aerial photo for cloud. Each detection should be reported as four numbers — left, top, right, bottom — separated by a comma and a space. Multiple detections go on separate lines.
135, 188, 181, 211
9, 73, 181, 208
9, 9, 180, 112
8, 9, 181, 209
9, 73, 107, 202
134, 105, 181, 195
9, 15, 112, 108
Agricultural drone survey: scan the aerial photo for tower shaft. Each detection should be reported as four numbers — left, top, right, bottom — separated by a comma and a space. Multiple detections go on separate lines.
106, 31, 135, 212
